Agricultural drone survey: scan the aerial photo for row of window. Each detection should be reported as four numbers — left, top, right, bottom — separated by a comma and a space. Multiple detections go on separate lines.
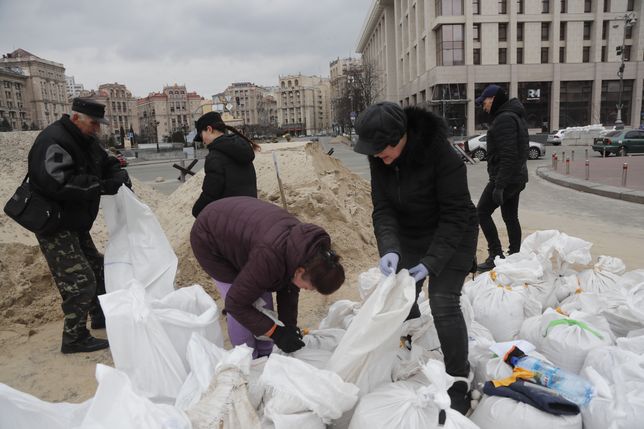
442, 0, 634, 16
2, 81, 21, 89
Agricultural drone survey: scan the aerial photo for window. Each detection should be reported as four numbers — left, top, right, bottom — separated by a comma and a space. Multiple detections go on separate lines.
517, 0, 524, 14
542, 23, 550, 41
604, 0, 610, 13
436, 0, 464, 16
624, 45, 631, 61
583, 22, 591, 40
601, 46, 607, 62
541, 47, 549, 63
517, 22, 524, 41
473, 0, 480, 14
561, 0, 566, 13
499, 23, 507, 41
436, 24, 465, 66
602, 21, 608, 40
627, 0, 634, 11
560, 47, 566, 62
560, 22, 566, 41
542, 0, 550, 13
473, 48, 481, 65
473, 23, 480, 41
517, 47, 524, 64
499, 0, 507, 14
584, 0, 592, 12
499, 48, 507, 64
625, 26, 633, 40
583, 47, 590, 63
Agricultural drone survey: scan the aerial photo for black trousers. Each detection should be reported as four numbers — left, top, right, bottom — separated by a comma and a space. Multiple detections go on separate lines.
477, 181, 526, 255
401, 252, 470, 378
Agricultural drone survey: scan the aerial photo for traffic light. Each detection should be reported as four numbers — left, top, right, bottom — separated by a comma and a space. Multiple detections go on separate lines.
616, 45, 623, 56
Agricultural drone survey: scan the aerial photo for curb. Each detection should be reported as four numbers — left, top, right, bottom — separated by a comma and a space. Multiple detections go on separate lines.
536, 166, 644, 204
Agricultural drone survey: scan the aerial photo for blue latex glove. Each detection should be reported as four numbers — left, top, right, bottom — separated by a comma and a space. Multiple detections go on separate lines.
379, 252, 399, 275
409, 263, 429, 283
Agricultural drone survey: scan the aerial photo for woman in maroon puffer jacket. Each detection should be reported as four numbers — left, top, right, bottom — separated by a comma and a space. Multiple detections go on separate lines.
190, 196, 345, 357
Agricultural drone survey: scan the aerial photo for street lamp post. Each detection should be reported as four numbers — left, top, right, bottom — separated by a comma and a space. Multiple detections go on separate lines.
614, 12, 637, 130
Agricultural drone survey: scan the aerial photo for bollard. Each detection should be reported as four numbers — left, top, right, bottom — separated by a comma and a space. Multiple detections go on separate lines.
622, 163, 628, 187
551, 153, 556, 168
585, 148, 588, 159
571, 150, 575, 161
562, 151, 566, 165
565, 158, 570, 175
585, 160, 590, 180
178, 159, 186, 183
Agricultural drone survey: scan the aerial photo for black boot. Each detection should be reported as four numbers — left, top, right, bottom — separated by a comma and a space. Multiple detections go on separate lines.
90, 316, 106, 330
448, 380, 472, 415
477, 253, 504, 272
61, 336, 109, 354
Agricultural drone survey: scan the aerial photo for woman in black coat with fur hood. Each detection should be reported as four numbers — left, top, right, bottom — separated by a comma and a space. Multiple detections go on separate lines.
354, 102, 478, 415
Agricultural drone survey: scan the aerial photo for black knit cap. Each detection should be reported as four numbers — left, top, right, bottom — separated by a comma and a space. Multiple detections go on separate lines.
353, 102, 407, 156
194, 111, 225, 142
71, 98, 110, 125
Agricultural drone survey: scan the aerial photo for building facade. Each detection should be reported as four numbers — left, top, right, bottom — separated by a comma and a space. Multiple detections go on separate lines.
136, 84, 205, 143
218, 82, 280, 129
357, 0, 644, 133
278, 74, 331, 135
329, 57, 363, 132
0, 66, 30, 130
97, 83, 139, 139
65, 75, 84, 99
0, 49, 70, 129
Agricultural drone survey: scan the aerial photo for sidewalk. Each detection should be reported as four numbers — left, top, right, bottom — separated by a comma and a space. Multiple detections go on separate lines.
536, 155, 644, 204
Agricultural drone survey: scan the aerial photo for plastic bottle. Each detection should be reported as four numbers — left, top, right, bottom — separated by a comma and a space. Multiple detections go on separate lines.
510, 355, 594, 406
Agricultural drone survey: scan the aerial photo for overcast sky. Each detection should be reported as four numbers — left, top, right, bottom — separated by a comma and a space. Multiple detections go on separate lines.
0, 0, 373, 97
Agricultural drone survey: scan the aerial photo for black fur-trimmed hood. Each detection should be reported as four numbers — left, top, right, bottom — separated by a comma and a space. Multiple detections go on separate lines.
400, 106, 449, 165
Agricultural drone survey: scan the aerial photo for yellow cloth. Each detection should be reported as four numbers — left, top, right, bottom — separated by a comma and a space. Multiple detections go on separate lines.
492, 367, 536, 387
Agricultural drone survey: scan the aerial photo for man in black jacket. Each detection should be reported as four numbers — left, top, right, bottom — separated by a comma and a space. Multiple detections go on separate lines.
475, 85, 529, 272
28, 98, 131, 353
354, 102, 478, 414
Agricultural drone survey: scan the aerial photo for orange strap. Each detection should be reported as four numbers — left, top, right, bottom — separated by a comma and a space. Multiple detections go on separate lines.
265, 324, 277, 337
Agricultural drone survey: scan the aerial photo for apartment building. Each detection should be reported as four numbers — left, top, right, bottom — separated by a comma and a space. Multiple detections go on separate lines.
0, 66, 31, 129
0, 49, 69, 129
65, 75, 84, 99
357, 0, 643, 133
137, 84, 205, 142
278, 74, 331, 135
329, 57, 362, 130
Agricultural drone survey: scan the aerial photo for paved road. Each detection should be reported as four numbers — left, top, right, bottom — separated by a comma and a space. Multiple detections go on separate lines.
127, 158, 204, 195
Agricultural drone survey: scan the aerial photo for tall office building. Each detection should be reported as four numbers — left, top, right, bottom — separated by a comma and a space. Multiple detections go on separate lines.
277, 74, 331, 135
357, 0, 643, 133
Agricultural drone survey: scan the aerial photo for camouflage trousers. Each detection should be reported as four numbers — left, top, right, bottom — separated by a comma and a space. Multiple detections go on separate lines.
36, 230, 105, 344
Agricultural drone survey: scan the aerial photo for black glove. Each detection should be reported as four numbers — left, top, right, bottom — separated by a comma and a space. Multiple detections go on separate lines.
100, 178, 122, 195
112, 169, 132, 189
271, 325, 305, 353
492, 187, 504, 206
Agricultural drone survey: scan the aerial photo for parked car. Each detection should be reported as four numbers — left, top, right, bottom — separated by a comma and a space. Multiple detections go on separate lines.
465, 134, 545, 160
592, 129, 644, 156
547, 129, 565, 145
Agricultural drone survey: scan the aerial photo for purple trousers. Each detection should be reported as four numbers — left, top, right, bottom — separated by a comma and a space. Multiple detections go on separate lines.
214, 279, 274, 358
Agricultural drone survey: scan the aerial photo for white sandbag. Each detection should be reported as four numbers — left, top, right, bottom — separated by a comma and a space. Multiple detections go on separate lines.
470, 395, 581, 429
621, 269, 644, 289
495, 252, 559, 308
520, 231, 592, 276
279, 329, 345, 369
576, 264, 624, 296
326, 271, 416, 395
601, 283, 644, 338
358, 268, 383, 302
582, 346, 644, 384
100, 282, 188, 399
102, 186, 176, 299
260, 354, 359, 427
79, 364, 190, 429
0, 384, 90, 429
468, 322, 496, 392
594, 255, 626, 275
318, 299, 360, 330
469, 273, 542, 342
150, 285, 224, 368
349, 360, 480, 429
532, 309, 613, 374
616, 329, 644, 354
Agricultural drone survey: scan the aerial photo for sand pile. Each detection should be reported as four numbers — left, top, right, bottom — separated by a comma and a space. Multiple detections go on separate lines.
1, 134, 377, 335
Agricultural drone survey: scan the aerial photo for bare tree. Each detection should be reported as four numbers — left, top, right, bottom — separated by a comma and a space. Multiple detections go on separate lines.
334, 61, 383, 132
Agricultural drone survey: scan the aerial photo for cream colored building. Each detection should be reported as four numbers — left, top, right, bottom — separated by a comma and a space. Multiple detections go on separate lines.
219, 82, 279, 129
137, 84, 205, 143
0, 49, 69, 129
357, 0, 643, 133
329, 57, 362, 130
0, 66, 31, 129
97, 83, 140, 140
278, 74, 331, 135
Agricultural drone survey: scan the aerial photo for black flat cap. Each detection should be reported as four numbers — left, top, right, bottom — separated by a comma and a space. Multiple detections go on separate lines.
71, 98, 109, 124
194, 111, 226, 142
353, 102, 407, 156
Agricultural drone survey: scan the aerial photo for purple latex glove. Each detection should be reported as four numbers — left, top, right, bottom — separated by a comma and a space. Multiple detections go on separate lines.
379, 252, 399, 275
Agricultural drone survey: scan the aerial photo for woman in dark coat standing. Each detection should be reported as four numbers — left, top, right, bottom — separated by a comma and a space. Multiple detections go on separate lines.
192, 111, 260, 217
354, 102, 478, 414
190, 196, 345, 358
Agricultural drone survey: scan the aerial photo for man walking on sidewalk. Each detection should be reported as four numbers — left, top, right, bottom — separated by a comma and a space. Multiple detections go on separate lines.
475, 85, 529, 272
